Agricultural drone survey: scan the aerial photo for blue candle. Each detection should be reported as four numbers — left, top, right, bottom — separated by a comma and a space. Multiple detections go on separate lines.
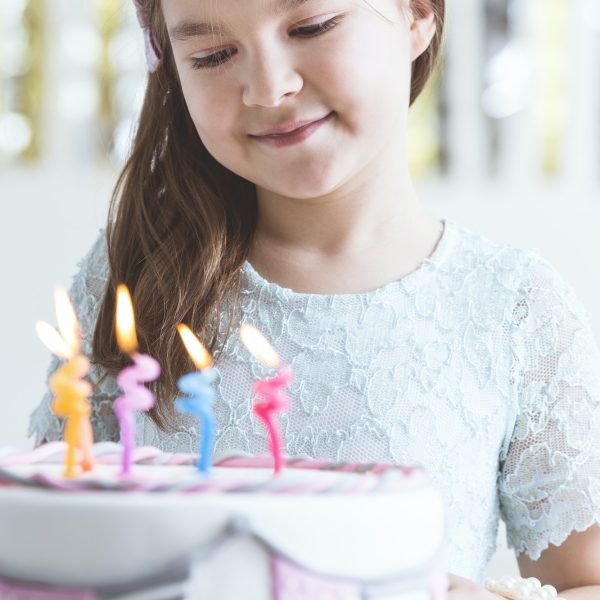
175, 324, 218, 474
175, 368, 218, 473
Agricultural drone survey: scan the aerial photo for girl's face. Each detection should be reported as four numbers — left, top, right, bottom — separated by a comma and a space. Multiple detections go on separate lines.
163, 0, 423, 198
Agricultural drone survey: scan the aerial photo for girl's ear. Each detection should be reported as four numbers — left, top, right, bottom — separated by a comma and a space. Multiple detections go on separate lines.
409, 6, 436, 62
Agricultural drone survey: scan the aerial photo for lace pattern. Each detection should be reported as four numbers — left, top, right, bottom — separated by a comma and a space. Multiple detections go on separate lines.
27, 219, 600, 581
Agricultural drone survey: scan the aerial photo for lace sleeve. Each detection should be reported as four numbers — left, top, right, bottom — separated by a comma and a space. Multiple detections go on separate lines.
27, 230, 121, 446
499, 253, 600, 560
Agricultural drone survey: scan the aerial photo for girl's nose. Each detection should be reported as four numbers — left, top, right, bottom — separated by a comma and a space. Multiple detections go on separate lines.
242, 49, 303, 108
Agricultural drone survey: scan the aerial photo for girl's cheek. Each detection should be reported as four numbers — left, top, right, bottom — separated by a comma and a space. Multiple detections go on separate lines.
181, 79, 223, 122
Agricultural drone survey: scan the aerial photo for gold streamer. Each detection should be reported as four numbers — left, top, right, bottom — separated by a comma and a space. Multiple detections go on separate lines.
23, 0, 45, 160
95, 0, 122, 159
9, 0, 45, 162
533, 0, 567, 174
407, 63, 443, 180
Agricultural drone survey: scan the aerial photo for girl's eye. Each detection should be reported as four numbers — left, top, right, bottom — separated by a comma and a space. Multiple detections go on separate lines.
294, 16, 341, 37
190, 16, 342, 71
191, 49, 234, 71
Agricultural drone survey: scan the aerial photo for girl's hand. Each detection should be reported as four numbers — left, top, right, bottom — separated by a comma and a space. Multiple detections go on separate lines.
448, 573, 505, 599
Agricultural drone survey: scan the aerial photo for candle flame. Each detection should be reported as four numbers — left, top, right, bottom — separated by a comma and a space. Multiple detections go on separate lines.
115, 284, 138, 354
177, 324, 214, 370
239, 324, 280, 369
36, 321, 73, 359
55, 286, 80, 355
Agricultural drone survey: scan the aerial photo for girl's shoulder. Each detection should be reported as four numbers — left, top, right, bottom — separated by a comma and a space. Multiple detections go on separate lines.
442, 219, 578, 312
444, 218, 563, 285
69, 230, 110, 346
72, 229, 110, 301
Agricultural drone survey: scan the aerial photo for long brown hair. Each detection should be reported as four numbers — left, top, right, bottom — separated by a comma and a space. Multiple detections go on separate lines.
92, 0, 446, 432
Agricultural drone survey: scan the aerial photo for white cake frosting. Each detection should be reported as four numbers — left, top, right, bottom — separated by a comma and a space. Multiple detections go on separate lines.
0, 442, 447, 599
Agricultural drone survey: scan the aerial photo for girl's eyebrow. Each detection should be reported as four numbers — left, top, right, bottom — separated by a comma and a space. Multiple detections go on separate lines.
170, 0, 313, 42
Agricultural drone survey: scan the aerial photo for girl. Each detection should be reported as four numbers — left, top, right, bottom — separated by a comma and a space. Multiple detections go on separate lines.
29, 0, 600, 597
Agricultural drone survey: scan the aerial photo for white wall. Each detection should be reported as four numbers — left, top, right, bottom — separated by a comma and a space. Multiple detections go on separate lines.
0, 165, 113, 447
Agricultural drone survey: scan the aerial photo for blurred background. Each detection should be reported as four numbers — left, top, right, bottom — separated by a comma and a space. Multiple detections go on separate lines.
1, 0, 599, 579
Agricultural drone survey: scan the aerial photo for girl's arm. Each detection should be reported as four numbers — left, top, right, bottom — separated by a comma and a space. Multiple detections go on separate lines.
498, 253, 600, 597
445, 527, 600, 599
517, 525, 600, 597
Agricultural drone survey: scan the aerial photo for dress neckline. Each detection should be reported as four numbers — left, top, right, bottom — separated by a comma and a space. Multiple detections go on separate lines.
241, 218, 455, 300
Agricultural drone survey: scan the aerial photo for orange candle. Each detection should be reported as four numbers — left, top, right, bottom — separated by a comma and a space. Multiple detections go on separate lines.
36, 287, 94, 478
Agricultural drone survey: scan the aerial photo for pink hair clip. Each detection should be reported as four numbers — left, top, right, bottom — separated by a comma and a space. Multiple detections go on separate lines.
132, 0, 163, 72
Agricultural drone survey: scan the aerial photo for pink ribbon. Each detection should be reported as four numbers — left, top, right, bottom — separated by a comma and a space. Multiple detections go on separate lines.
0, 579, 94, 599
132, 0, 163, 72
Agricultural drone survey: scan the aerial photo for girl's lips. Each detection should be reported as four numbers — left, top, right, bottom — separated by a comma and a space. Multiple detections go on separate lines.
252, 112, 333, 148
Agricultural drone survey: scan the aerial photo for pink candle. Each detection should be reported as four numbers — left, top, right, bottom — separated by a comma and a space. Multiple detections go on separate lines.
114, 285, 161, 476
240, 324, 293, 475
251, 364, 293, 475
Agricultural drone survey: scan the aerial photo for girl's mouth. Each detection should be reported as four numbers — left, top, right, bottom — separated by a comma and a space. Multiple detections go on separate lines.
253, 112, 334, 148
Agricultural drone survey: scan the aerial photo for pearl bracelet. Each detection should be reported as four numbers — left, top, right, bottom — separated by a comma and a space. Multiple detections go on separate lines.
484, 576, 566, 600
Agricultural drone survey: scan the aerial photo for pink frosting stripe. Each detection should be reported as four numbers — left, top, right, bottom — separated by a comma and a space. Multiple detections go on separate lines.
0, 442, 69, 466
0, 443, 426, 494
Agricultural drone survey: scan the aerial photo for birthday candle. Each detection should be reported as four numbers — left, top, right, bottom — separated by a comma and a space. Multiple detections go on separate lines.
36, 286, 94, 478
239, 324, 293, 475
175, 324, 218, 474
114, 284, 161, 476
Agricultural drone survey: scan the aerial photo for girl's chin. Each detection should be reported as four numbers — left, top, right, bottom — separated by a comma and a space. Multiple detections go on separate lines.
254, 180, 343, 202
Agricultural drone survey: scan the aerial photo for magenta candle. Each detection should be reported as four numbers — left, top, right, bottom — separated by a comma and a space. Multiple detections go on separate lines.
251, 364, 293, 475
239, 324, 293, 475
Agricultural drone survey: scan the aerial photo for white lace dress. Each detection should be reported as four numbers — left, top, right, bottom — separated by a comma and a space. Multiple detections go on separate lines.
28, 218, 600, 584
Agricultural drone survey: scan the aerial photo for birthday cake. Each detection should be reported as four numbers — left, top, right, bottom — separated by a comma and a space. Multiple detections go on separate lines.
0, 442, 447, 599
